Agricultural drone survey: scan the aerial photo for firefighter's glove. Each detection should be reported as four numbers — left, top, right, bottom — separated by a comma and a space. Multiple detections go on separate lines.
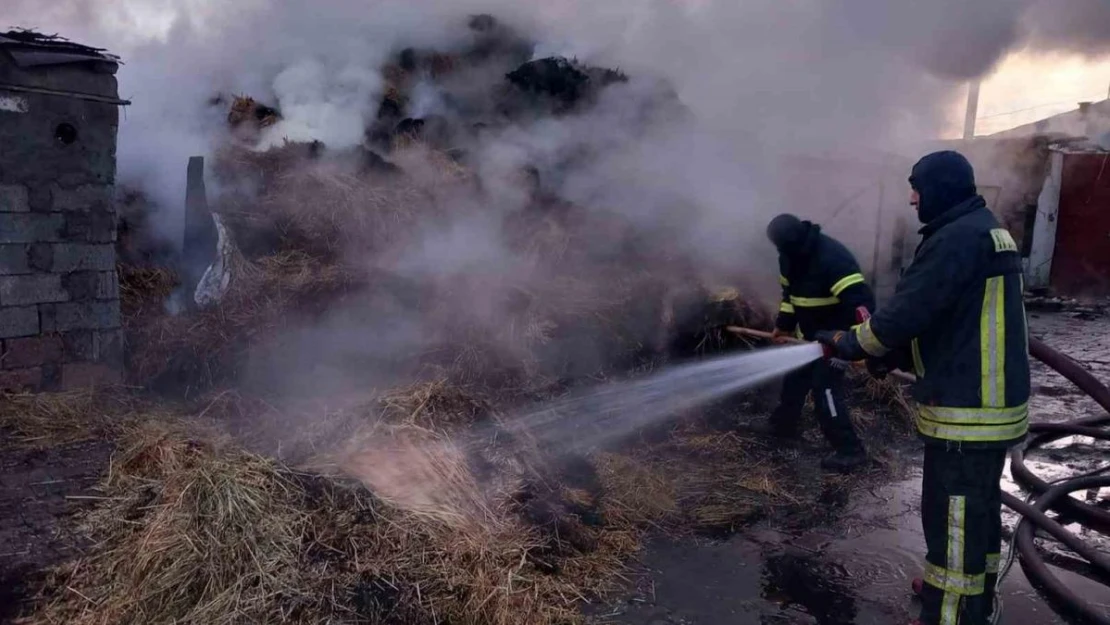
814, 330, 868, 362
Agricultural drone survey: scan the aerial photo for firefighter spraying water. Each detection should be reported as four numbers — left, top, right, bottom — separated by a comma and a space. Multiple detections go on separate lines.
817, 150, 1031, 625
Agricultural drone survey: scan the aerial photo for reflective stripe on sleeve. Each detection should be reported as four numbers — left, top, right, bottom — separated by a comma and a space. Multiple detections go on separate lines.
780, 302, 796, 314
912, 338, 925, 377
854, 319, 890, 357
830, 273, 866, 297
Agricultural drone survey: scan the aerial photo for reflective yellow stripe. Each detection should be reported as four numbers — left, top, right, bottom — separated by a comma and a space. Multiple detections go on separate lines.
830, 273, 866, 297
925, 562, 985, 595
779, 275, 789, 287
990, 228, 1018, 253
981, 276, 1006, 407
917, 417, 1029, 442
854, 319, 889, 357
917, 404, 1029, 442
790, 295, 839, 307
911, 338, 925, 377
919, 403, 1028, 425
779, 302, 795, 314
940, 496, 968, 625
986, 553, 1001, 575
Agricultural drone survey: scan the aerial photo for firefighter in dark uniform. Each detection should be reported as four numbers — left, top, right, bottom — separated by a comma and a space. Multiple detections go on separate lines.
819, 150, 1030, 625
759, 214, 874, 473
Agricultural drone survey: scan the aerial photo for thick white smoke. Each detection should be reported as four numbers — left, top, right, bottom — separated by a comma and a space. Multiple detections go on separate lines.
5, 0, 1106, 235
4, 0, 1110, 401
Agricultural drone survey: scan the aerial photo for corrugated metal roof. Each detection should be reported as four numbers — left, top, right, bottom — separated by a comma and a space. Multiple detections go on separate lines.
0, 30, 120, 69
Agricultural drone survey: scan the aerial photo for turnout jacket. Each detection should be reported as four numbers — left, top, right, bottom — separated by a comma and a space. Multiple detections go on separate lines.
775, 225, 875, 341
853, 196, 1030, 449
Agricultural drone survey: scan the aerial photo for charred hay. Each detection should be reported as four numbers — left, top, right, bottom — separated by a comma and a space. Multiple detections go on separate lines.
3, 357, 915, 624
122, 128, 759, 395
0, 387, 653, 625
25, 13, 909, 624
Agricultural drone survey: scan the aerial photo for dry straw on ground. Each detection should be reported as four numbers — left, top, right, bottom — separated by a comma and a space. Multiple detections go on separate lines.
7, 29, 916, 624
4, 388, 690, 625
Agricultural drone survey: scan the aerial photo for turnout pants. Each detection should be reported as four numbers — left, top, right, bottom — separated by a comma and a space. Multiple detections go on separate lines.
919, 446, 1007, 625
771, 360, 864, 453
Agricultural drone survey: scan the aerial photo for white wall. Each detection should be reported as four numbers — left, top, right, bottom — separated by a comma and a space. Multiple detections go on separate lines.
1026, 151, 1064, 289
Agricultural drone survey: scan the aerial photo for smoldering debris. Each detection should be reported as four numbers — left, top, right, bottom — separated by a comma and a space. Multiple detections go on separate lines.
0, 11, 923, 625
118, 15, 764, 396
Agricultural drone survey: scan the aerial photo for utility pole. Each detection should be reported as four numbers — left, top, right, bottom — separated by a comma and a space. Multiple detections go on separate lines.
963, 80, 981, 140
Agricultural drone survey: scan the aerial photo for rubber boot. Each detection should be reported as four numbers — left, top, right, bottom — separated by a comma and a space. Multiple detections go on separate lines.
820, 448, 868, 473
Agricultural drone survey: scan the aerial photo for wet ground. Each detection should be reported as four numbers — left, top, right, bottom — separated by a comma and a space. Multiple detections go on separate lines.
588, 310, 1110, 625
1, 310, 1106, 624
0, 439, 112, 622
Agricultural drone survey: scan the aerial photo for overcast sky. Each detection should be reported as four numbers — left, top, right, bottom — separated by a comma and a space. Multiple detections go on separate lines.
5, 0, 1110, 137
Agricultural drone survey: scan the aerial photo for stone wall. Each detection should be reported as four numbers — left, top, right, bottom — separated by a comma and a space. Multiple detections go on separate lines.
0, 61, 122, 391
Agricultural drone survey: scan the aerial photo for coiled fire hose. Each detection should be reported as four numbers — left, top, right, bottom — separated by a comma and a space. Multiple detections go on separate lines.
995, 337, 1110, 625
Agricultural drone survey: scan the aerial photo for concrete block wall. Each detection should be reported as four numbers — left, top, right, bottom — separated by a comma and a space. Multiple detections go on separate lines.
0, 64, 122, 392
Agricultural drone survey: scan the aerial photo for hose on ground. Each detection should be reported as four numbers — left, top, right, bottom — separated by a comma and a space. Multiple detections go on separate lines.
999, 337, 1110, 624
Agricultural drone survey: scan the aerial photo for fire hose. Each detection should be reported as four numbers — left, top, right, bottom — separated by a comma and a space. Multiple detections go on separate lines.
727, 326, 1110, 623
997, 337, 1110, 625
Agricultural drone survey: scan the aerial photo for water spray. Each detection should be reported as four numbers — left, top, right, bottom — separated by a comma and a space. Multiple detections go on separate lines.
503, 343, 825, 454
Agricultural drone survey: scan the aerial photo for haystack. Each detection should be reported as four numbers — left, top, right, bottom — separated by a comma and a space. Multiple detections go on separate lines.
2, 13, 916, 625
4, 383, 696, 625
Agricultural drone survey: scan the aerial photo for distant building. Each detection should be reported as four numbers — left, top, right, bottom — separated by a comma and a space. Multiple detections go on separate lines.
990, 99, 1110, 147
1022, 139, 1110, 297
990, 101, 1110, 297
883, 101, 1110, 299
0, 31, 129, 391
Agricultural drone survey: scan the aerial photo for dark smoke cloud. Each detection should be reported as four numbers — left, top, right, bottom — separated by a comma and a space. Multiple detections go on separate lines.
1024, 0, 1110, 56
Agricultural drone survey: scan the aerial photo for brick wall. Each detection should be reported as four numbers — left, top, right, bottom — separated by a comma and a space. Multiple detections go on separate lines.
0, 61, 122, 392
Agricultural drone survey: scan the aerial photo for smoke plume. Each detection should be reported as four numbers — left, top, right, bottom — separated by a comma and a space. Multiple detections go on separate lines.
5, 0, 1110, 405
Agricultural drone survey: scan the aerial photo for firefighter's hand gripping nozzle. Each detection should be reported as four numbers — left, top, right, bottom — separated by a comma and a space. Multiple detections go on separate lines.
815, 306, 872, 363
816, 332, 843, 360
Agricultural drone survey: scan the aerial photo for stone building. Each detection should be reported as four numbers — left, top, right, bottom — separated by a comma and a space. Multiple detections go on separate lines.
0, 31, 127, 391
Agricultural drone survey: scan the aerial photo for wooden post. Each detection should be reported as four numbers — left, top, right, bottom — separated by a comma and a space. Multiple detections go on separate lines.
963, 81, 981, 140
182, 156, 216, 294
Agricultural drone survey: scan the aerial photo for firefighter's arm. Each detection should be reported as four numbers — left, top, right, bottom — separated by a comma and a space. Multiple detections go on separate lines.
774, 258, 797, 334
852, 231, 978, 358
827, 258, 876, 314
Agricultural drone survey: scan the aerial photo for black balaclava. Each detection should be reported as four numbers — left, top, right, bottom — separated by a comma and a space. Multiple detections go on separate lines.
909, 150, 977, 224
766, 213, 813, 255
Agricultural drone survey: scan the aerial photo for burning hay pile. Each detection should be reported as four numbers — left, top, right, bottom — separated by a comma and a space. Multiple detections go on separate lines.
0, 386, 676, 625
2, 12, 910, 625
121, 51, 761, 392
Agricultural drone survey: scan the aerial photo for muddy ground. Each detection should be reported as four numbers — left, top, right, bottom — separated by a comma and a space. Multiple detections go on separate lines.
585, 309, 1110, 625
1, 310, 1108, 624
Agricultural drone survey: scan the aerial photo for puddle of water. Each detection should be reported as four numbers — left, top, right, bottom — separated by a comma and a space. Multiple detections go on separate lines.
591, 473, 1110, 625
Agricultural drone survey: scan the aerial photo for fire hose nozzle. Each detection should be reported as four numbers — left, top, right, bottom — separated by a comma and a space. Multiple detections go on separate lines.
813, 330, 841, 360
